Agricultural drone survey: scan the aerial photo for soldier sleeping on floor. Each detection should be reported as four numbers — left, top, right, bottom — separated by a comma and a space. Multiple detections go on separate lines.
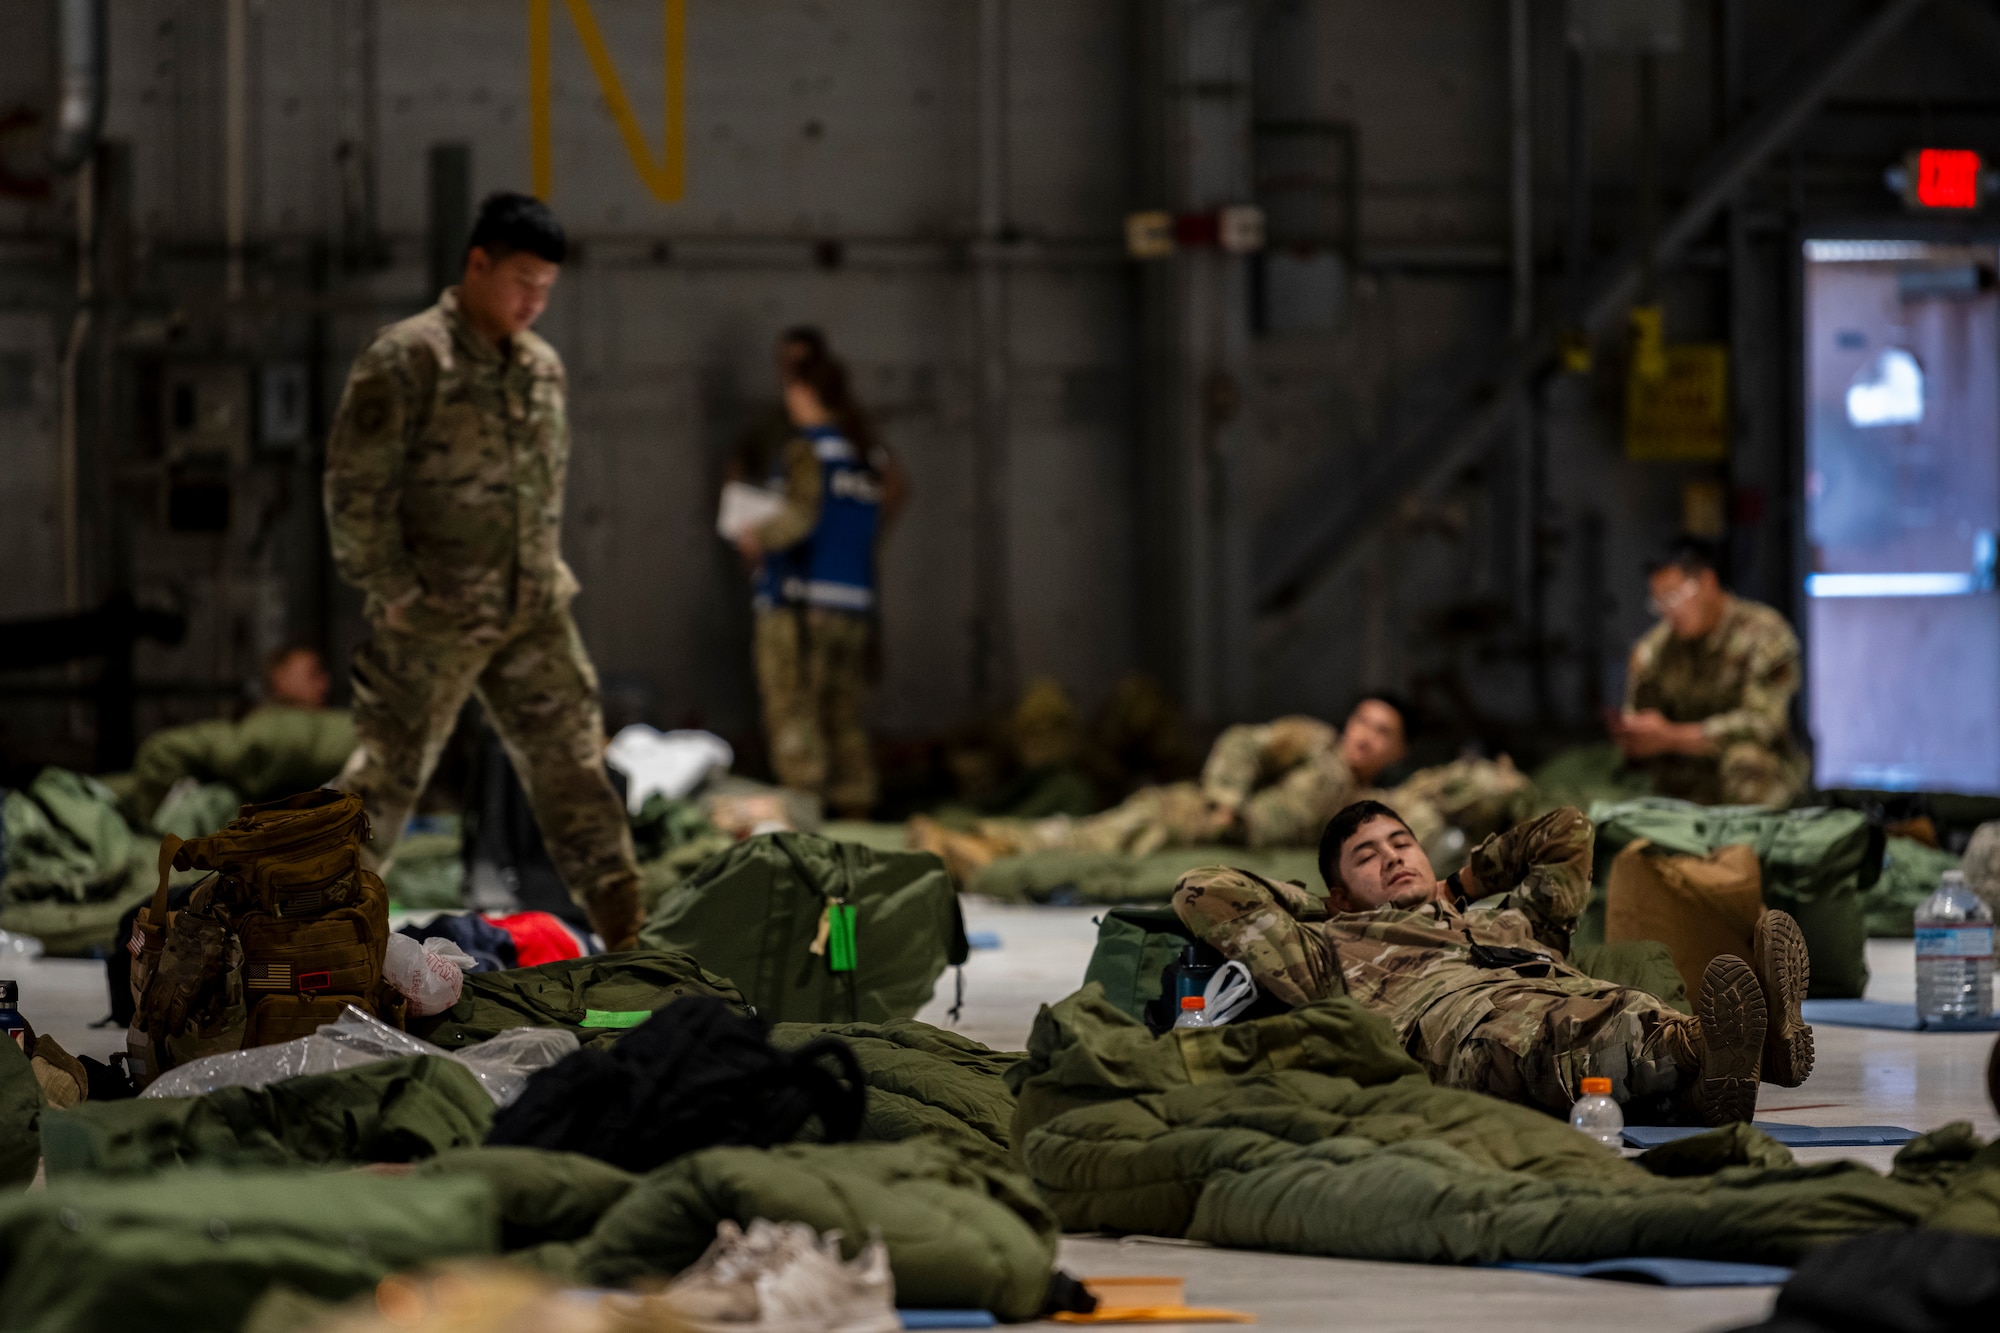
1172, 800, 1816, 1126
914, 694, 1535, 879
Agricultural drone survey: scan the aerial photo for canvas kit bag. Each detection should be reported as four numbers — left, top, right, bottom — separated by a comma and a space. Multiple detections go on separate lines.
125, 789, 403, 1085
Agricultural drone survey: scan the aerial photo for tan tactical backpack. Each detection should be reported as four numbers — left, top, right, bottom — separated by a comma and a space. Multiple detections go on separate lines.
126, 789, 405, 1085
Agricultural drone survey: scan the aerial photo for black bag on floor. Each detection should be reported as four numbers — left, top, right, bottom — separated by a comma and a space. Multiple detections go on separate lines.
1728, 1230, 2000, 1333
483, 995, 866, 1173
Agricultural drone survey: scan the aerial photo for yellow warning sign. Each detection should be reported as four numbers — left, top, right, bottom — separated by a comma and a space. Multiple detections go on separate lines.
1626, 343, 1730, 461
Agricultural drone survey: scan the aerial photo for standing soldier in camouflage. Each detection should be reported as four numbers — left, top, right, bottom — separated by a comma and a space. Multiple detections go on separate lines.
323, 192, 643, 950
1172, 800, 1815, 1124
1612, 536, 1809, 807
735, 351, 906, 817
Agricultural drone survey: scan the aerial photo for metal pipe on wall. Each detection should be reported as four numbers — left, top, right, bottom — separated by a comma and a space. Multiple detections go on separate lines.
971, 0, 1015, 708
53, 0, 106, 616
225, 0, 248, 301
1508, 0, 1538, 663
57, 161, 92, 615
48, 0, 105, 173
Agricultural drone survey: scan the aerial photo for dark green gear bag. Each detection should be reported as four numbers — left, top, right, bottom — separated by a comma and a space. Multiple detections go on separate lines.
1590, 798, 1886, 998
638, 833, 967, 1024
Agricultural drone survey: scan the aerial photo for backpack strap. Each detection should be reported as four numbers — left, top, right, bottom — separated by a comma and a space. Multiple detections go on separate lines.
145, 835, 185, 931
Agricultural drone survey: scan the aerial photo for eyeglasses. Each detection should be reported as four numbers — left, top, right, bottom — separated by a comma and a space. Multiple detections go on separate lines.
1648, 577, 1701, 618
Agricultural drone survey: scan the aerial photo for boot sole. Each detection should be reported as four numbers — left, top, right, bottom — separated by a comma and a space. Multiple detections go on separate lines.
1697, 955, 1768, 1126
1754, 909, 1815, 1088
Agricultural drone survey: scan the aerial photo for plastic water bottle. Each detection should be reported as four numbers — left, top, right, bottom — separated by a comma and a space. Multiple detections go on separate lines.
1915, 870, 1995, 1024
1172, 995, 1210, 1030
1569, 1076, 1623, 1148
0, 980, 25, 1051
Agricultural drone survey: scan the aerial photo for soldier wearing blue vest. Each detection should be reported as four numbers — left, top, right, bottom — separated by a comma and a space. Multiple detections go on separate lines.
733, 352, 906, 816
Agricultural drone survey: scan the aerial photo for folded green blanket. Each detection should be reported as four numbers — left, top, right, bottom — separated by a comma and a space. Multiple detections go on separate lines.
41, 1055, 494, 1177
561, 1140, 1057, 1320
0, 1169, 497, 1332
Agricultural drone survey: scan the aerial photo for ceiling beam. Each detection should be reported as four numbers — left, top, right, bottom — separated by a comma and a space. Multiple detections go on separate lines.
1253, 0, 1936, 615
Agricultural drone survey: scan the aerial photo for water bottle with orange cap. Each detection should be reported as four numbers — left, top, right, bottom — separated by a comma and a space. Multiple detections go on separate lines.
1569, 1076, 1623, 1148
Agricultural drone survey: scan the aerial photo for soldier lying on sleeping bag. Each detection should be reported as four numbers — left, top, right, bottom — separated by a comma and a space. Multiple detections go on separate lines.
915, 696, 1533, 880
1172, 801, 1816, 1125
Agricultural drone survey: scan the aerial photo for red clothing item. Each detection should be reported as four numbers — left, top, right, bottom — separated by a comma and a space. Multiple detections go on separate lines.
483, 911, 585, 968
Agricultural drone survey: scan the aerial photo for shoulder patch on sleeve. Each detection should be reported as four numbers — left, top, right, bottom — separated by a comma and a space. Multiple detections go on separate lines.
349, 380, 398, 437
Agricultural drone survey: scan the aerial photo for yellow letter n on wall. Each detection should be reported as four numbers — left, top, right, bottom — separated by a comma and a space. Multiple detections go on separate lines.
529, 0, 686, 204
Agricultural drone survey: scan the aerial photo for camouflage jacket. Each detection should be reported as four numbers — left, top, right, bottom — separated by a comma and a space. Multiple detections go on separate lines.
1200, 716, 1357, 848
1625, 595, 1800, 753
1307, 806, 1596, 1036
323, 288, 577, 634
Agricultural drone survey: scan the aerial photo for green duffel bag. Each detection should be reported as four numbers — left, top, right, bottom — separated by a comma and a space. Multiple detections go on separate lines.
1590, 798, 1885, 998
638, 833, 967, 1025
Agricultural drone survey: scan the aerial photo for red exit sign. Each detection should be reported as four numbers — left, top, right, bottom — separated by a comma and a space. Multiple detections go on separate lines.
1901, 148, 1985, 211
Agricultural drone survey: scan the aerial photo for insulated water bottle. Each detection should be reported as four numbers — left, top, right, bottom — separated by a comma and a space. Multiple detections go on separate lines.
1915, 871, 1995, 1024
0, 980, 24, 1051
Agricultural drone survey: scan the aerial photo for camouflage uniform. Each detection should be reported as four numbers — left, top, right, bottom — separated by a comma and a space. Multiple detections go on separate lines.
750, 435, 879, 814
1172, 807, 1696, 1114
982, 716, 1358, 856
1382, 754, 1535, 843
1625, 595, 1808, 807
323, 287, 642, 947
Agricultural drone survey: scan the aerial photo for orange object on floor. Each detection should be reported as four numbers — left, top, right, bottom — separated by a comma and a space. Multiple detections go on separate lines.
1056, 1276, 1254, 1324
1051, 1309, 1255, 1325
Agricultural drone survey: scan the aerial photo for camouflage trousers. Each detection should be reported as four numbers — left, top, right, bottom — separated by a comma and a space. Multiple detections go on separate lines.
335, 606, 640, 921
754, 607, 878, 815
982, 781, 1216, 858
1644, 743, 1808, 808
1172, 872, 1688, 1115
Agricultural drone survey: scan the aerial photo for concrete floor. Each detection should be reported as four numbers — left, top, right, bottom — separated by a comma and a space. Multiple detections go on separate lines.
10, 903, 1997, 1331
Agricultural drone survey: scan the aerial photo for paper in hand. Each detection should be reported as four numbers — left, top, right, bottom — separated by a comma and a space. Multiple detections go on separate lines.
716, 481, 788, 541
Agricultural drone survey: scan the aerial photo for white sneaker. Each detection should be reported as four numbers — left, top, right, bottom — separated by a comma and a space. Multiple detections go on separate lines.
639, 1218, 900, 1333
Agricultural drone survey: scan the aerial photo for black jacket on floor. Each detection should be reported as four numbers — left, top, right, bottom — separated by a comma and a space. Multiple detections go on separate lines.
1730, 1230, 2000, 1333
484, 995, 865, 1173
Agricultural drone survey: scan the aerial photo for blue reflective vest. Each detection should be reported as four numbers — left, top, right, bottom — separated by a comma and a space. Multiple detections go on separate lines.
754, 427, 882, 613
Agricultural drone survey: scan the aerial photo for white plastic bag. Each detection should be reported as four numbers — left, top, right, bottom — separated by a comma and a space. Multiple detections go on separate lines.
1202, 960, 1259, 1026
382, 934, 474, 1017
142, 1005, 577, 1106
605, 725, 735, 813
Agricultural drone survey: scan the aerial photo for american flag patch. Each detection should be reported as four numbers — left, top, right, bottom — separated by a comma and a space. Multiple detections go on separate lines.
246, 962, 293, 992
127, 928, 143, 959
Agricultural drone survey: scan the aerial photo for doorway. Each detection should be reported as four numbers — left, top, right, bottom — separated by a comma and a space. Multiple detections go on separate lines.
1802, 238, 2000, 794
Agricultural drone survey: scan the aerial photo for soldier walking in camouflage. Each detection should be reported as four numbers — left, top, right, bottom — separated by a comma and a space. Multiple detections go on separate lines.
1173, 800, 1815, 1124
1612, 536, 1809, 807
323, 193, 642, 950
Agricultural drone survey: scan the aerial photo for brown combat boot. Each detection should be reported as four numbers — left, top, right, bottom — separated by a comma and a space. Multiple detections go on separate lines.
1690, 954, 1769, 1125
1753, 908, 1814, 1087
907, 816, 1012, 884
